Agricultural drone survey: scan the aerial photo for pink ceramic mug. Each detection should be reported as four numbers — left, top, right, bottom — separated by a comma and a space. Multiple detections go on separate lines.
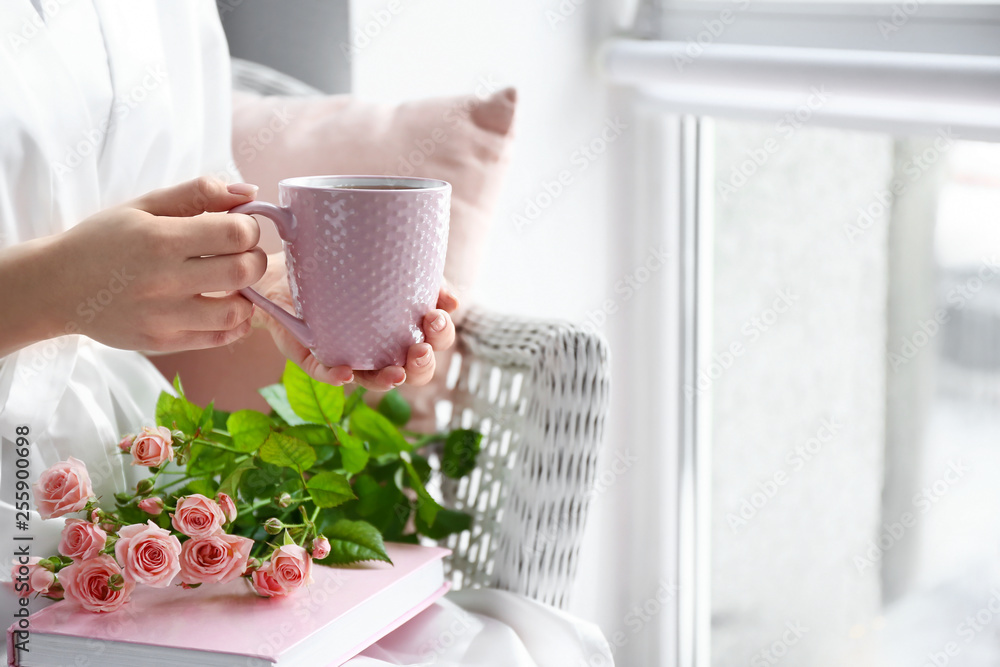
232, 175, 451, 370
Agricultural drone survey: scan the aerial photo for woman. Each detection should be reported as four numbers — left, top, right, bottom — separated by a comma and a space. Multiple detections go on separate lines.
0, 3, 610, 665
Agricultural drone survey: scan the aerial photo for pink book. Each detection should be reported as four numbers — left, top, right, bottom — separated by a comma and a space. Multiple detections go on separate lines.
7, 543, 450, 667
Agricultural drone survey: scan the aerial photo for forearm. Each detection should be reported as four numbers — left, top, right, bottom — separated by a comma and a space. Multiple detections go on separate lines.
0, 235, 67, 358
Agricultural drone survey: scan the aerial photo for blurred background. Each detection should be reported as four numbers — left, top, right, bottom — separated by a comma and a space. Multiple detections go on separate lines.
218, 1, 1000, 665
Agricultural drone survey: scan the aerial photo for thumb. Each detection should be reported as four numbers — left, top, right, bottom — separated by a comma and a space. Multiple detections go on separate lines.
131, 176, 259, 217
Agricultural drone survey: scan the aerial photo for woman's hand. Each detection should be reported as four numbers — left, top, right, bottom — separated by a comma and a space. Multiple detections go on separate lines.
0, 177, 266, 357
251, 252, 459, 391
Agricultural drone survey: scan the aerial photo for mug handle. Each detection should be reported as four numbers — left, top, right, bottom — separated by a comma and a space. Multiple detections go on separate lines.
230, 201, 317, 348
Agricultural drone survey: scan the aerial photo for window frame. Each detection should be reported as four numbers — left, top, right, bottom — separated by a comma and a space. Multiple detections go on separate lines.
635, 1, 1000, 56
604, 3, 1000, 666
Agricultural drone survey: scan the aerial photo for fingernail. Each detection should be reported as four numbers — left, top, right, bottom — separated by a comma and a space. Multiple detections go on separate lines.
428, 312, 447, 333
414, 348, 432, 367
227, 182, 258, 197
344, 373, 354, 385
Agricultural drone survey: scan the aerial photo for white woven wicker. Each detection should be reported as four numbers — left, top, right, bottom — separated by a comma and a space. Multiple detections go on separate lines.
431, 308, 611, 609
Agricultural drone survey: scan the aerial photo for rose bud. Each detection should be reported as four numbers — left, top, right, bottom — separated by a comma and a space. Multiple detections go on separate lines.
250, 565, 287, 598
42, 580, 65, 601
216, 493, 238, 523
264, 518, 283, 535
244, 557, 262, 576
37, 557, 58, 572
118, 435, 135, 453
311, 536, 331, 560
107, 573, 125, 592
130, 426, 174, 468
269, 544, 313, 591
276, 493, 293, 508
138, 497, 165, 516
135, 479, 155, 495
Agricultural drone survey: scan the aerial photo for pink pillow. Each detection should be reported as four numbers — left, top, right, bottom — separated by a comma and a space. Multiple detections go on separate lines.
231, 88, 517, 299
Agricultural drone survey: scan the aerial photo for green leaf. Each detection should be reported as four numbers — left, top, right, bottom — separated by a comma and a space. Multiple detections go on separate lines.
155, 391, 202, 435
240, 462, 289, 499
306, 471, 357, 508
173, 375, 185, 396
186, 478, 217, 497
282, 529, 295, 546
403, 459, 442, 527
320, 519, 391, 564
350, 403, 411, 457
441, 430, 483, 479
377, 390, 411, 426
283, 424, 336, 446
198, 402, 215, 434
259, 432, 316, 472
226, 410, 272, 453
416, 507, 472, 539
282, 425, 337, 465
343, 387, 368, 418
333, 425, 369, 474
258, 384, 305, 426
211, 408, 232, 431
218, 458, 256, 498
282, 361, 344, 425
185, 443, 232, 477
353, 474, 403, 518
410, 453, 432, 485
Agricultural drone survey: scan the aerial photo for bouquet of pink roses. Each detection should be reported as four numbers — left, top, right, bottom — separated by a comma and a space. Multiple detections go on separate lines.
12, 362, 481, 612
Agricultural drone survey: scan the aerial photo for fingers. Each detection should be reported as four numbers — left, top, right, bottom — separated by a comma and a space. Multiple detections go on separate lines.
131, 176, 258, 218
422, 309, 455, 351
402, 342, 436, 387
182, 247, 268, 293
296, 356, 355, 387
354, 367, 406, 392
148, 319, 254, 353
437, 284, 460, 313
167, 212, 261, 258
179, 293, 255, 331
349, 308, 453, 391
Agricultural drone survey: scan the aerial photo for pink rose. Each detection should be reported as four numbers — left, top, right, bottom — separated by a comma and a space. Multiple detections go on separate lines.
58, 519, 107, 562
216, 493, 237, 523
269, 544, 313, 591
10, 557, 61, 599
171, 494, 225, 538
114, 521, 181, 588
250, 566, 287, 597
117, 434, 135, 453
130, 426, 174, 467
59, 555, 134, 612
33, 457, 94, 519
137, 497, 165, 516
179, 534, 253, 585
311, 536, 330, 560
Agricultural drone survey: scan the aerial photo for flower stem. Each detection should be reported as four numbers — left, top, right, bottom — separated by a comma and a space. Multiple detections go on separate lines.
191, 438, 246, 454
